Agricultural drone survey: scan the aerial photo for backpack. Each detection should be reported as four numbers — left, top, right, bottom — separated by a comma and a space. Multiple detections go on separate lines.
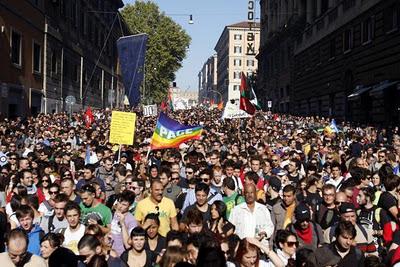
357, 207, 382, 229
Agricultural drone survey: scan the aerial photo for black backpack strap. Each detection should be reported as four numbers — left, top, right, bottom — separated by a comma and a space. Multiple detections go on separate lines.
234, 193, 240, 205
207, 190, 217, 202
48, 215, 55, 232
357, 224, 369, 241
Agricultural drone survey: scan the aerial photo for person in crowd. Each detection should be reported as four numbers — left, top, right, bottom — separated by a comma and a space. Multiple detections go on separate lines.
79, 184, 112, 232
271, 184, 297, 235
0, 228, 46, 267
40, 233, 64, 264
207, 200, 235, 238
62, 201, 86, 254
286, 202, 324, 250
159, 167, 182, 203
41, 193, 69, 233
310, 220, 365, 266
315, 184, 340, 230
16, 204, 44, 255
265, 176, 282, 211
182, 182, 211, 222
229, 183, 274, 242
143, 213, 167, 256
158, 246, 187, 267
120, 227, 155, 267
135, 179, 179, 237
222, 177, 245, 219
274, 230, 298, 266
60, 178, 81, 203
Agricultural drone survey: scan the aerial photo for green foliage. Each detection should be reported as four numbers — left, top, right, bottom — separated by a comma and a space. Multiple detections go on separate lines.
121, 1, 191, 103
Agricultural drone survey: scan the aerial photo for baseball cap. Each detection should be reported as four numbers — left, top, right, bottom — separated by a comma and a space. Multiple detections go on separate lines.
339, 202, 356, 214
121, 152, 128, 158
268, 176, 281, 192
295, 203, 311, 222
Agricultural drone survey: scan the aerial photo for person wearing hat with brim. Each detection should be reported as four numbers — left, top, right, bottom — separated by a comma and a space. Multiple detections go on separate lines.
323, 202, 376, 255
265, 176, 282, 211
286, 202, 324, 250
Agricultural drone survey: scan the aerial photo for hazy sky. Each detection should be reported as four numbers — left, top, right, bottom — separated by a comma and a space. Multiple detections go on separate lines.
122, 0, 252, 92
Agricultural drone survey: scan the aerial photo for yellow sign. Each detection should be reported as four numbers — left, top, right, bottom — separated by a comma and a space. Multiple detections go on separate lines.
109, 111, 136, 145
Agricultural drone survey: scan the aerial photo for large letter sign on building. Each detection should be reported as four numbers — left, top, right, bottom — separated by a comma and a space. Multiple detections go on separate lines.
247, 0, 256, 56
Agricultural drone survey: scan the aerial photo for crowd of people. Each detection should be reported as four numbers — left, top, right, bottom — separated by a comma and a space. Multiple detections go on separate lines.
0, 108, 399, 267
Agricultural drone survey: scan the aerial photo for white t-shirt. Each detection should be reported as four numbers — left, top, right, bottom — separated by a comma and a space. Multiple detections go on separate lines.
62, 224, 86, 254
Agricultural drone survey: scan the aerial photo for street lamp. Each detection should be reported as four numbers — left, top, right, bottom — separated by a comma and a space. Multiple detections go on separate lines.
167, 14, 194, 24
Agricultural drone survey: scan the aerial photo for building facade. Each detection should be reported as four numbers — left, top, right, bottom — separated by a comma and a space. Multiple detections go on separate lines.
214, 22, 260, 104
198, 54, 218, 104
258, 0, 400, 125
0, 0, 127, 118
0, 0, 45, 118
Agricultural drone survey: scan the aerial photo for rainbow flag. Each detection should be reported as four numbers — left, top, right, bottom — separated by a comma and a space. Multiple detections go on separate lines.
150, 112, 203, 150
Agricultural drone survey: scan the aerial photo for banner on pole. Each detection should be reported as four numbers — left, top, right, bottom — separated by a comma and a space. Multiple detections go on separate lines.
222, 100, 251, 119
143, 104, 158, 117
109, 111, 137, 145
117, 34, 148, 107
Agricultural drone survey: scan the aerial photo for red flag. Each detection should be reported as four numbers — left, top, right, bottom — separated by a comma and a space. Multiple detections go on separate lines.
239, 72, 256, 115
84, 107, 94, 128
210, 99, 215, 106
160, 101, 167, 111
217, 101, 223, 110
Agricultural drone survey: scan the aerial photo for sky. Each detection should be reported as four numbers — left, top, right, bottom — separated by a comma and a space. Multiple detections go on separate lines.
122, 0, 251, 92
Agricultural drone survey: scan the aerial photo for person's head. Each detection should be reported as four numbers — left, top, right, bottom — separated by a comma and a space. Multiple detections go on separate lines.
197, 245, 226, 267
86, 255, 108, 267
221, 176, 236, 195
16, 205, 34, 231
150, 179, 164, 203
209, 150, 220, 166
295, 203, 311, 230
19, 159, 30, 170
80, 184, 96, 208
199, 169, 212, 185
159, 167, 171, 187
53, 193, 69, 219
83, 164, 96, 180
195, 182, 210, 207
250, 156, 262, 172
335, 191, 348, 207
186, 232, 217, 264
129, 227, 146, 252
243, 183, 257, 205
357, 187, 375, 206
212, 166, 223, 185
275, 230, 298, 257
267, 176, 282, 195
185, 164, 196, 180
40, 233, 64, 259
331, 161, 341, 178
339, 202, 357, 225
170, 172, 180, 185
322, 184, 336, 205
185, 208, 204, 234
334, 221, 356, 252
19, 170, 33, 187
6, 229, 29, 265
103, 157, 113, 172
282, 184, 296, 207
149, 165, 159, 178
64, 201, 81, 228
48, 183, 60, 200
244, 171, 259, 186
166, 230, 184, 248
295, 247, 315, 267
210, 200, 227, 221
235, 238, 260, 267
377, 150, 386, 163
288, 159, 300, 174
116, 190, 135, 214
159, 246, 187, 267
60, 178, 76, 197
371, 172, 381, 188
78, 234, 102, 264
383, 174, 400, 192
144, 213, 160, 239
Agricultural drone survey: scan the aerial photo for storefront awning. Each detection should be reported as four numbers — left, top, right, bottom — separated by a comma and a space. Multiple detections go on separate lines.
369, 81, 398, 97
347, 86, 372, 100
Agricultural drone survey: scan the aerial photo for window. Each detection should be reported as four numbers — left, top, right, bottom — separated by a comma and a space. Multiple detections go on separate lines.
234, 46, 242, 54
73, 64, 79, 82
362, 17, 374, 44
247, 59, 255, 67
329, 38, 336, 59
385, 6, 399, 33
233, 85, 240, 91
233, 71, 241, 79
234, 34, 242, 40
51, 50, 57, 74
343, 29, 353, 53
233, 59, 242, 66
11, 29, 22, 66
32, 42, 41, 73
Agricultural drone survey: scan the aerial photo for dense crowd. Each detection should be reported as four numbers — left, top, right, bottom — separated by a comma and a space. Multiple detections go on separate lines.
0, 108, 399, 267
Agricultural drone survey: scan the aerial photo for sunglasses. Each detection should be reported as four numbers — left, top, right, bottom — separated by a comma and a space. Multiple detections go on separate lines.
201, 178, 210, 182
186, 171, 193, 174
171, 177, 180, 181
42, 179, 49, 182
10, 158, 17, 160
285, 241, 299, 247
125, 181, 133, 185
335, 201, 344, 205
49, 191, 58, 195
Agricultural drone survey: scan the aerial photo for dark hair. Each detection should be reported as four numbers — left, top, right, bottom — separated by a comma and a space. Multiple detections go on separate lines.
245, 171, 259, 184
84, 164, 96, 173
27, 195, 39, 210
383, 174, 400, 191
195, 182, 210, 194
77, 234, 101, 250
87, 255, 108, 267
10, 194, 25, 212
334, 220, 356, 239
185, 208, 203, 226
211, 200, 227, 220
283, 184, 296, 194
295, 247, 316, 267
144, 213, 160, 226
41, 233, 64, 248
275, 229, 297, 249
16, 204, 34, 220
159, 167, 171, 178
361, 187, 376, 202
197, 246, 226, 267
222, 177, 235, 191
117, 190, 136, 205
80, 184, 96, 194
54, 193, 69, 203
64, 201, 81, 216
166, 230, 185, 244
130, 226, 146, 238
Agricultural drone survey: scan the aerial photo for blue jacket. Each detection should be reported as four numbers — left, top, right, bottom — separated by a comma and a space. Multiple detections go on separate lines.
20, 224, 44, 256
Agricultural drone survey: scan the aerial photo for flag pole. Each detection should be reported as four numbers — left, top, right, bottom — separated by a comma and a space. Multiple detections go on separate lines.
117, 144, 122, 163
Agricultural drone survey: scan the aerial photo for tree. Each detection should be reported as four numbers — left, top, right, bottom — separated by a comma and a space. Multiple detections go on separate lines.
121, 2, 191, 103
